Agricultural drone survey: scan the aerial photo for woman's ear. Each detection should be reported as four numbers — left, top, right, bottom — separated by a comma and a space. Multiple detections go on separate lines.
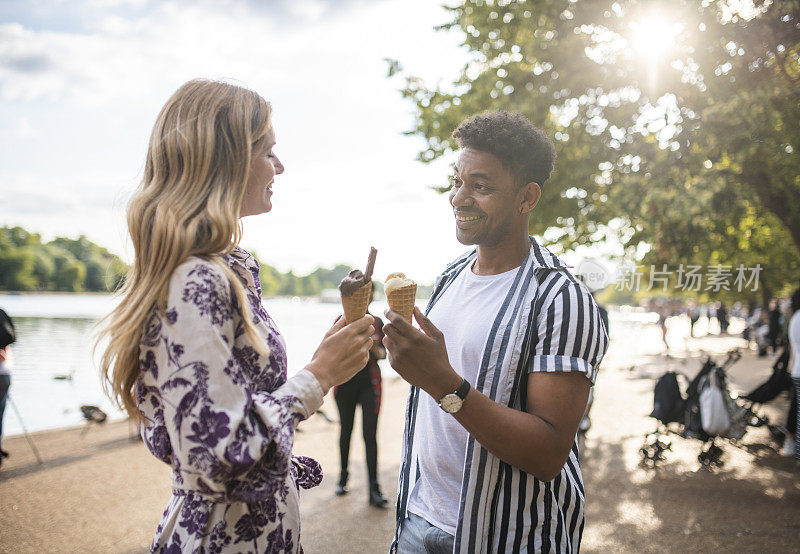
519, 181, 541, 215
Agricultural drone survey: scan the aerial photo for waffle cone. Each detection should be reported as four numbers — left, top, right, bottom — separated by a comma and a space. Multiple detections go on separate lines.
387, 283, 417, 321
341, 282, 372, 324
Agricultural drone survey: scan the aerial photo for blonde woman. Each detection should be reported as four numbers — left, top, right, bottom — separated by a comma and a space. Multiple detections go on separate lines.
98, 79, 374, 553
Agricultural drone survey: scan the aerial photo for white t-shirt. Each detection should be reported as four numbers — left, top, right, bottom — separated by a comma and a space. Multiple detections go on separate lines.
407, 263, 520, 535
789, 311, 800, 378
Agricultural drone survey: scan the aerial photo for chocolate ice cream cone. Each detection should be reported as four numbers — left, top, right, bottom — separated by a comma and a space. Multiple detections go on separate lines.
341, 282, 372, 324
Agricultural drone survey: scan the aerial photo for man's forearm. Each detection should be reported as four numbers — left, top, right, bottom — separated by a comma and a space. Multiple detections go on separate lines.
446, 387, 574, 481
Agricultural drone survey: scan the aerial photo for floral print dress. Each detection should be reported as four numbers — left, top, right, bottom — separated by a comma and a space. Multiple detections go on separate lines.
136, 246, 324, 553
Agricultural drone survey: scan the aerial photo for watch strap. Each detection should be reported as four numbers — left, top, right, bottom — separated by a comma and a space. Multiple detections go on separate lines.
454, 378, 470, 400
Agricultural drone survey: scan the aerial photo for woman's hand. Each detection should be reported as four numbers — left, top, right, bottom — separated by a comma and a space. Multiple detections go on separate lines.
305, 315, 375, 394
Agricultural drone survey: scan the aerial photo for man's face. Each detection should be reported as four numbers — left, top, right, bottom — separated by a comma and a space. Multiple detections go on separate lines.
449, 148, 522, 247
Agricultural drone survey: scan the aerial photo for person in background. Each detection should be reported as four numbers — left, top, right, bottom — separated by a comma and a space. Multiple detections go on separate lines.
688, 303, 701, 338
767, 299, 784, 356
0, 308, 15, 466
97, 79, 374, 553
658, 306, 670, 352
756, 309, 771, 356
717, 302, 729, 335
784, 289, 800, 465
334, 283, 389, 507
743, 302, 760, 345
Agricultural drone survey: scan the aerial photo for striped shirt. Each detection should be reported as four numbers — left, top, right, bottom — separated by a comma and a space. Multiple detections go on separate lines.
391, 237, 608, 553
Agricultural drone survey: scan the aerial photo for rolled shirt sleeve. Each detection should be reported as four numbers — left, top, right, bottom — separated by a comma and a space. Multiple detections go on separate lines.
528, 283, 608, 383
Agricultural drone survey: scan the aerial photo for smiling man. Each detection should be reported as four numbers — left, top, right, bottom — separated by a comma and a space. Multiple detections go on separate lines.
384, 111, 608, 553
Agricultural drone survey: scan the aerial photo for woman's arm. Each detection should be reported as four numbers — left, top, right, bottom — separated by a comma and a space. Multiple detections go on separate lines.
142, 260, 373, 483
142, 261, 321, 483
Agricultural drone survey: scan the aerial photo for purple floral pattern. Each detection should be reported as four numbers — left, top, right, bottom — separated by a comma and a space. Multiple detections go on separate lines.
137, 246, 323, 553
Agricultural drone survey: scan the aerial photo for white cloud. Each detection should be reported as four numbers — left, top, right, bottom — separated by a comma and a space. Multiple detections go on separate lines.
1, 0, 470, 281
15, 116, 38, 137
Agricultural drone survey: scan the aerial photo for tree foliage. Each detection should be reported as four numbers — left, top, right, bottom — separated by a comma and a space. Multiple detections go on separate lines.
254, 259, 356, 298
0, 226, 373, 298
394, 0, 800, 298
0, 227, 127, 292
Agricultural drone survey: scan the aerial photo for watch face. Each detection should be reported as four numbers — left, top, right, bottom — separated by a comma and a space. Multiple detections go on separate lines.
440, 393, 463, 414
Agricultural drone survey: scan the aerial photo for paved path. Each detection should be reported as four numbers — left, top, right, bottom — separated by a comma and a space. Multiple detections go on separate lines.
1, 330, 798, 552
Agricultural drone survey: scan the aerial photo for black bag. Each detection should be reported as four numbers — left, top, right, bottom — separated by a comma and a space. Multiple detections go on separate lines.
744, 348, 792, 403
650, 372, 685, 424
0, 308, 15, 349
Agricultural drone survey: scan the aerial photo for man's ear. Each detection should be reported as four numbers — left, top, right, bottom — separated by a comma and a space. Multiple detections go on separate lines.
519, 182, 541, 215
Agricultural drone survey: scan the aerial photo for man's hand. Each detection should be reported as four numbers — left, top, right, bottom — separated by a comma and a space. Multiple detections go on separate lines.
382, 306, 461, 399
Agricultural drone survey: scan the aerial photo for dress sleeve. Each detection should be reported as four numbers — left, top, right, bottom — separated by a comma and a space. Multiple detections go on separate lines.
527, 283, 608, 384
142, 260, 324, 486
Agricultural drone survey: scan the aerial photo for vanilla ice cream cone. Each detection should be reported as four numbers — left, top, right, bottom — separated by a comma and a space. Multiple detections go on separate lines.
384, 273, 417, 322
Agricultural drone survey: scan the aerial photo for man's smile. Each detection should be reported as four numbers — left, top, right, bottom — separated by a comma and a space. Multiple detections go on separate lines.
454, 211, 485, 223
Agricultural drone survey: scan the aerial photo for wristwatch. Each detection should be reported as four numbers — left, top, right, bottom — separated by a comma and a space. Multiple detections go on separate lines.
437, 378, 470, 414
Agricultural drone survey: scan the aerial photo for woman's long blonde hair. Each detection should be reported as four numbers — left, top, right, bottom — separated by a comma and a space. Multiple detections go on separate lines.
97, 79, 271, 421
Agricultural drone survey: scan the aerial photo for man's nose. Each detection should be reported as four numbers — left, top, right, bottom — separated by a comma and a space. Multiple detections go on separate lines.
450, 186, 472, 207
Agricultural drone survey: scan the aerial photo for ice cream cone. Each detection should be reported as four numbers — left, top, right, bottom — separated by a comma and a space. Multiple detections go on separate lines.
387, 283, 417, 322
341, 281, 372, 324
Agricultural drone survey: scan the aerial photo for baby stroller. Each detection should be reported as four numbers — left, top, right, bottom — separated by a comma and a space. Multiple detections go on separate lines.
640, 350, 782, 467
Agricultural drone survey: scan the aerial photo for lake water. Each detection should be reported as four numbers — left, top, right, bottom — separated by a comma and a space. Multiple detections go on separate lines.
0, 293, 396, 436
0, 293, 652, 437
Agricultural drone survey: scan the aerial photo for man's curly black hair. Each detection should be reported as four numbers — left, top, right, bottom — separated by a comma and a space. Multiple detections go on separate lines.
452, 111, 556, 190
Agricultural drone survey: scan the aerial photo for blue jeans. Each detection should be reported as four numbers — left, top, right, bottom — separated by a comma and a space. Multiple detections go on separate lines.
397, 512, 455, 554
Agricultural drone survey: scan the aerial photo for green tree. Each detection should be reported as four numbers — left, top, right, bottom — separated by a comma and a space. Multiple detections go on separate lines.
3, 226, 41, 248
53, 259, 86, 292
30, 248, 56, 289
254, 261, 354, 298
84, 257, 107, 291
393, 0, 800, 296
0, 249, 38, 290
259, 263, 283, 297
302, 273, 322, 296
0, 226, 128, 292
50, 235, 93, 261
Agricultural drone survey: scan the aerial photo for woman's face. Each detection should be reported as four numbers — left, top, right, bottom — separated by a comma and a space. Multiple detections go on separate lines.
240, 126, 284, 217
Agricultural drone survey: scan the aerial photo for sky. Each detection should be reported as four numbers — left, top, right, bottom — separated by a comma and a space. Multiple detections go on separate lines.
1, 0, 477, 284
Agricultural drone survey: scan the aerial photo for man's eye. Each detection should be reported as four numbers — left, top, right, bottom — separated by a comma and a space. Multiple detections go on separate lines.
475, 183, 487, 190
450, 176, 461, 186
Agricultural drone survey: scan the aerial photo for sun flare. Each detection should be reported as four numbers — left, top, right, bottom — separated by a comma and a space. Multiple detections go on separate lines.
629, 17, 681, 61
